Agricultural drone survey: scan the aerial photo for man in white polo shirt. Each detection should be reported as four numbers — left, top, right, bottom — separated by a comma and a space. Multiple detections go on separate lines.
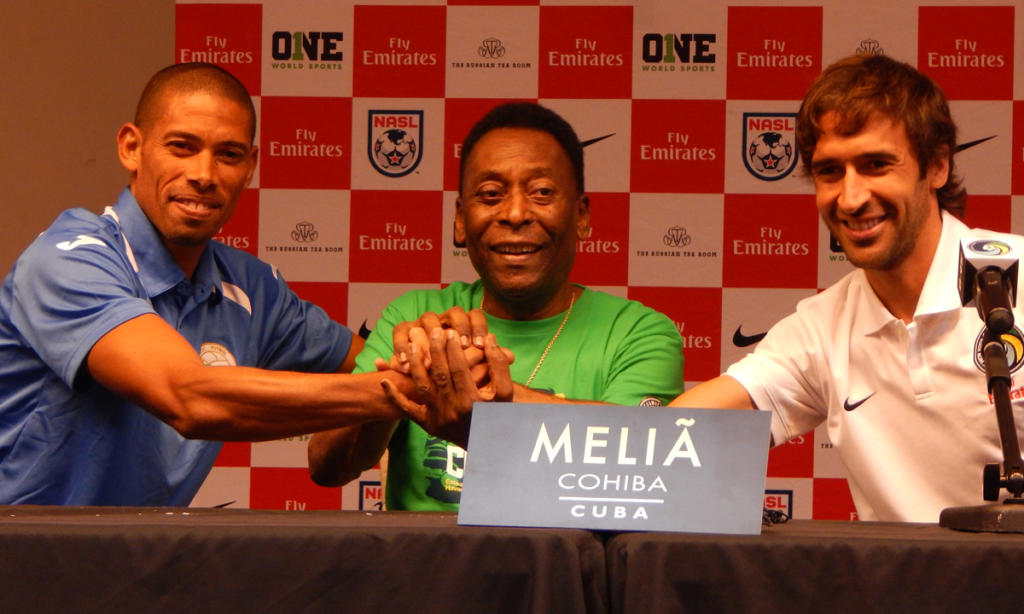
671, 53, 1024, 522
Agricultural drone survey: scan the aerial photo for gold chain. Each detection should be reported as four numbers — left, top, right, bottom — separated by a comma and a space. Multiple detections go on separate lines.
480, 290, 577, 388
525, 292, 575, 386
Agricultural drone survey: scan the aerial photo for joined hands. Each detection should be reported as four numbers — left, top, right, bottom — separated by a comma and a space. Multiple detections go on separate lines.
376, 307, 514, 449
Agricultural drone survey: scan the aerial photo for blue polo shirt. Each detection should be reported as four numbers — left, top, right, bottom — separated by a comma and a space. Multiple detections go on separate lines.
0, 189, 351, 505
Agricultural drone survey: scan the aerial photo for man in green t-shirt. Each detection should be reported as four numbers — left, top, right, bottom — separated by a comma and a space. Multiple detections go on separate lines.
309, 103, 684, 510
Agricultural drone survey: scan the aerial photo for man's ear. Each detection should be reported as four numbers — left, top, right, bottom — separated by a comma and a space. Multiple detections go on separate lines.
453, 196, 467, 248
576, 194, 592, 240
116, 123, 142, 174
928, 148, 951, 191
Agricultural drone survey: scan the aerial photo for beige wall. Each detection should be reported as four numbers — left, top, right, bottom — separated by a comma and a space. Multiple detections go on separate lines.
0, 1, 174, 276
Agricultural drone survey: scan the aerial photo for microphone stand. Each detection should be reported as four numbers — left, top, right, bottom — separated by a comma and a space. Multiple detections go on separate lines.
940, 269, 1024, 532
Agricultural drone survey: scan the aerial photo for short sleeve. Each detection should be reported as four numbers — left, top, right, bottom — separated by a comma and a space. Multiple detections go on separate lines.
7, 228, 155, 388
252, 270, 353, 373
601, 306, 684, 406
726, 311, 829, 444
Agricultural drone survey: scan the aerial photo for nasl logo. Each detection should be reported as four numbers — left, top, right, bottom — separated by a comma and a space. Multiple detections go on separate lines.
763, 489, 793, 517
359, 480, 384, 511
368, 110, 423, 177
742, 112, 798, 181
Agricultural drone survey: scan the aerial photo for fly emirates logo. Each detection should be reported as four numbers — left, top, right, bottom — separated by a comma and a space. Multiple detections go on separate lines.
179, 35, 254, 64
548, 37, 623, 67
927, 38, 1005, 69
268, 129, 344, 158
988, 378, 1024, 405
358, 222, 433, 252
735, 39, 811, 68
363, 37, 437, 66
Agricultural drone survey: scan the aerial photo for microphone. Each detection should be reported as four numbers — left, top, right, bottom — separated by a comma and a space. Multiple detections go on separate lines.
958, 237, 1019, 334
943, 237, 1024, 531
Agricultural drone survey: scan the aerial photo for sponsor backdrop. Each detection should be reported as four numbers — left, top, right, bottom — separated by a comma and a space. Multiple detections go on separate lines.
178, 0, 1022, 521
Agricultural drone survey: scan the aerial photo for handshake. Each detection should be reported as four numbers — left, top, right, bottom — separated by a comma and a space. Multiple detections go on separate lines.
376, 306, 517, 449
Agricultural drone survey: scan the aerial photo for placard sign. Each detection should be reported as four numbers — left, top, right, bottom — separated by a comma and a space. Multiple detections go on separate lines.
457, 403, 772, 535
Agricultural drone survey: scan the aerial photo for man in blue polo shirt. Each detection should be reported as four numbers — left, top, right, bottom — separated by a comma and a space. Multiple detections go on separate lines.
0, 62, 446, 506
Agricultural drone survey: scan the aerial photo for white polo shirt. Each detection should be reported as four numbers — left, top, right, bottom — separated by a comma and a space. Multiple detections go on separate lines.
728, 212, 1024, 522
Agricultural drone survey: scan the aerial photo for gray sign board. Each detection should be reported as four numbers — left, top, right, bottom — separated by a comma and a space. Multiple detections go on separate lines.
457, 403, 772, 535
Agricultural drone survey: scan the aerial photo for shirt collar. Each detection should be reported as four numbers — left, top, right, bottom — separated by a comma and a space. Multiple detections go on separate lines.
915, 210, 969, 317
107, 188, 222, 299
852, 210, 967, 336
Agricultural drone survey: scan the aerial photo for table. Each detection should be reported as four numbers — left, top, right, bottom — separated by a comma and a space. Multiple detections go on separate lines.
7, 508, 1024, 614
0, 506, 606, 614
606, 519, 1024, 614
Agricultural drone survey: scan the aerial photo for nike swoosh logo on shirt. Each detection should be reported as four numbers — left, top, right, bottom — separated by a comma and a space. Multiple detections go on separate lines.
56, 235, 105, 251
844, 393, 876, 412
732, 325, 767, 347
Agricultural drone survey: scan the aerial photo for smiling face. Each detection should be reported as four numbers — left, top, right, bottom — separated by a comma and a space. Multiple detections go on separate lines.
810, 112, 947, 276
118, 89, 258, 274
455, 127, 590, 319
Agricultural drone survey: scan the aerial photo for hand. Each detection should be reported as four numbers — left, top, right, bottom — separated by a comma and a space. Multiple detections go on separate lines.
388, 307, 490, 374
381, 329, 513, 449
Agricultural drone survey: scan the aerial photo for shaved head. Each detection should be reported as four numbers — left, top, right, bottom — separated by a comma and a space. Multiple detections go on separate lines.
134, 63, 256, 142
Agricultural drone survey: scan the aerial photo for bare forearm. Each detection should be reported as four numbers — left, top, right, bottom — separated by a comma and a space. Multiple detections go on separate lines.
152, 367, 413, 441
668, 375, 757, 410
308, 420, 398, 486
85, 313, 412, 441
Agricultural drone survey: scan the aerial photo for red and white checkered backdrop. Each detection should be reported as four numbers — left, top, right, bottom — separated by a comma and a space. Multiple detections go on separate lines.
177, 0, 1023, 520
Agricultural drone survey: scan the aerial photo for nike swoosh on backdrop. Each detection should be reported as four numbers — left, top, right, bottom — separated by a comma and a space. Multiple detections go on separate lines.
843, 392, 876, 412
581, 133, 615, 148
955, 135, 996, 153
732, 326, 767, 347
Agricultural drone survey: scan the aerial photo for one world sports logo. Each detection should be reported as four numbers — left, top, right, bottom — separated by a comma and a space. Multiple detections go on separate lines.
368, 110, 423, 177
742, 112, 798, 181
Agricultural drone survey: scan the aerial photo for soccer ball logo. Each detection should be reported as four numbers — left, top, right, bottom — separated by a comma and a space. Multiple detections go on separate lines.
374, 129, 417, 172
199, 342, 236, 367
741, 113, 799, 182
368, 110, 424, 178
748, 131, 792, 175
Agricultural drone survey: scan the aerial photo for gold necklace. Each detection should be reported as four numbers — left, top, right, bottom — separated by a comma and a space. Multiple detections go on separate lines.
481, 290, 577, 387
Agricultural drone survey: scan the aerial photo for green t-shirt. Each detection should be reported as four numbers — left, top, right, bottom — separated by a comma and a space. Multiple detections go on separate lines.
354, 280, 684, 511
